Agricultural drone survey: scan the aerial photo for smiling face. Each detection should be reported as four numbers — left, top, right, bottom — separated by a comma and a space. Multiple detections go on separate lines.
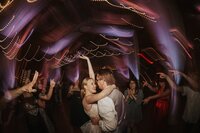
129, 80, 136, 90
84, 78, 97, 94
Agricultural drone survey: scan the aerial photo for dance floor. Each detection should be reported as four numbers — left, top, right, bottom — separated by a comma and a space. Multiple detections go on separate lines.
1, 94, 191, 133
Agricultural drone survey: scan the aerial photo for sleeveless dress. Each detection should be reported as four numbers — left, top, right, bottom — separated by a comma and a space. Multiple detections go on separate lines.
81, 104, 101, 133
155, 89, 169, 123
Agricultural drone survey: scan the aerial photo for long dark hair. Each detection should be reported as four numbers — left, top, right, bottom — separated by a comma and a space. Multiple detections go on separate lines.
157, 78, 169, 90
128, 79, 139, 94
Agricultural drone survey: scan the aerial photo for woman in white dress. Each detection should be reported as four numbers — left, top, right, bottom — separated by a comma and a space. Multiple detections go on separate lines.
80, 55, 114, 133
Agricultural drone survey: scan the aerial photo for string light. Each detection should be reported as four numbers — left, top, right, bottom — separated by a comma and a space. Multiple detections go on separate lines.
0, 0, 14, 13
15, 28, 34, 46
194, 37, 200, 42
85, 42, 100, 51
173, 37, 192, 59
3, 28, 34, 59
170, 29, 192, 59
100, 34, 134, 46
91, 51, 107, 57
103, 49, 114, 56
138, 53, 153, 64
0, 25, 15, 42
49, 49, 70, 67
121, 18, 144, 29
3, 41, 18, 55
140, 73, 147, 82
144, 71, 152, 83
142, 47, 165, 61
170, 28, 193, 49
57, 51, 84, 67
5, 46, 19, 60
0, 32, 18, 49
0, 15, 15, 31
91, 0, 157, 22
27, 0, 38, 3
100, 34, 119, 41
3, 28, 34, 60
15, 43, 32, 61
82, 46, 97, 52
53, 47, 135, 68
45, 51, 64, 61
117, 40, 133, 46
82, 45, 134, 57
90, 40, 108, 47
5, 42, 22, 59
31, 47, 50, 62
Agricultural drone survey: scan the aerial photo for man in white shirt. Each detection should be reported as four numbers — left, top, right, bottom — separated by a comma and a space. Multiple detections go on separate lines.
95, 69, 126, 133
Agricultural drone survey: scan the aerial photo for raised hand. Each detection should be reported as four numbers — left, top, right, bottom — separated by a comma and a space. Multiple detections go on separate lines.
50, 79, 56, 88
80, 54, 95, 79
143, 97, 151, 104
169, 70, 181, 75
24, 71, 39, 93
156, 72, 167, 79
31, 71, 39, 85
142, 81, 149, 87
79, 55, 89, 60
91, 116, 100, 125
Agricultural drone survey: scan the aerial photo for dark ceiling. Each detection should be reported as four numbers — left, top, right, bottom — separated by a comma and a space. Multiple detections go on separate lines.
0, 0, 200, 89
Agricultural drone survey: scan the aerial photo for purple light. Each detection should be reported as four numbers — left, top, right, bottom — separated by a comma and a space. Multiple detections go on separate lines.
118, 68, 130, 79
0, 58, 16, 91
1, 1, 45, 37
112, 56, 130, 79
152, 23, 185, 83
49, 68, 61, 82
43, 32, 82, 55
80, 25, 134, 37
124, 53, 139, 80
147, 1, 187, 120
65, 63, 80, 82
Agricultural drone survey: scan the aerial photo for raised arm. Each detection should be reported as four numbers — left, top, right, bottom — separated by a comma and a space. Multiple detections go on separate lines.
79, 55, 95, 79
39, 79, 56, 100
142, 81, 158, 92
125, 89, 138, 102
6, 71, 38, 99
0, 71, 39, 108
143, 89, 170, 104
85, 85, 115, 104
169, 70, 198, 91
157, 72, 182, 92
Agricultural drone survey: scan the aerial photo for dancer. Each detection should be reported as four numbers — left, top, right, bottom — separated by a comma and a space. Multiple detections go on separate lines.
80, 55, 114, 133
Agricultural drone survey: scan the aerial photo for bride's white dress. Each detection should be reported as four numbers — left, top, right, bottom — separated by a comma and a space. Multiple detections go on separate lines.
81, 104, 101, 133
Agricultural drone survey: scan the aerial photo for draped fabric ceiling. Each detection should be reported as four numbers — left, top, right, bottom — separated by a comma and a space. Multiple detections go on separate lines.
0, 0, 199, 90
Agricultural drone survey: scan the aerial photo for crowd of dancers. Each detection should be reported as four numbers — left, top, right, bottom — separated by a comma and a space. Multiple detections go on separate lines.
0, 55, 200, 133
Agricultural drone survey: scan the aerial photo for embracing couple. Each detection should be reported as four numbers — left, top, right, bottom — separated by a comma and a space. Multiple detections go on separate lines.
79, 55, 126, 133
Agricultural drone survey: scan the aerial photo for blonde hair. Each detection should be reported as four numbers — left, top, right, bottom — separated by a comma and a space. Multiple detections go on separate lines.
80, 89, 85, 98
81, 77, 93, 96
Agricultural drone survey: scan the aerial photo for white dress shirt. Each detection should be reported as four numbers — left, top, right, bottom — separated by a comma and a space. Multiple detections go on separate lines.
98, 96, 118, 132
